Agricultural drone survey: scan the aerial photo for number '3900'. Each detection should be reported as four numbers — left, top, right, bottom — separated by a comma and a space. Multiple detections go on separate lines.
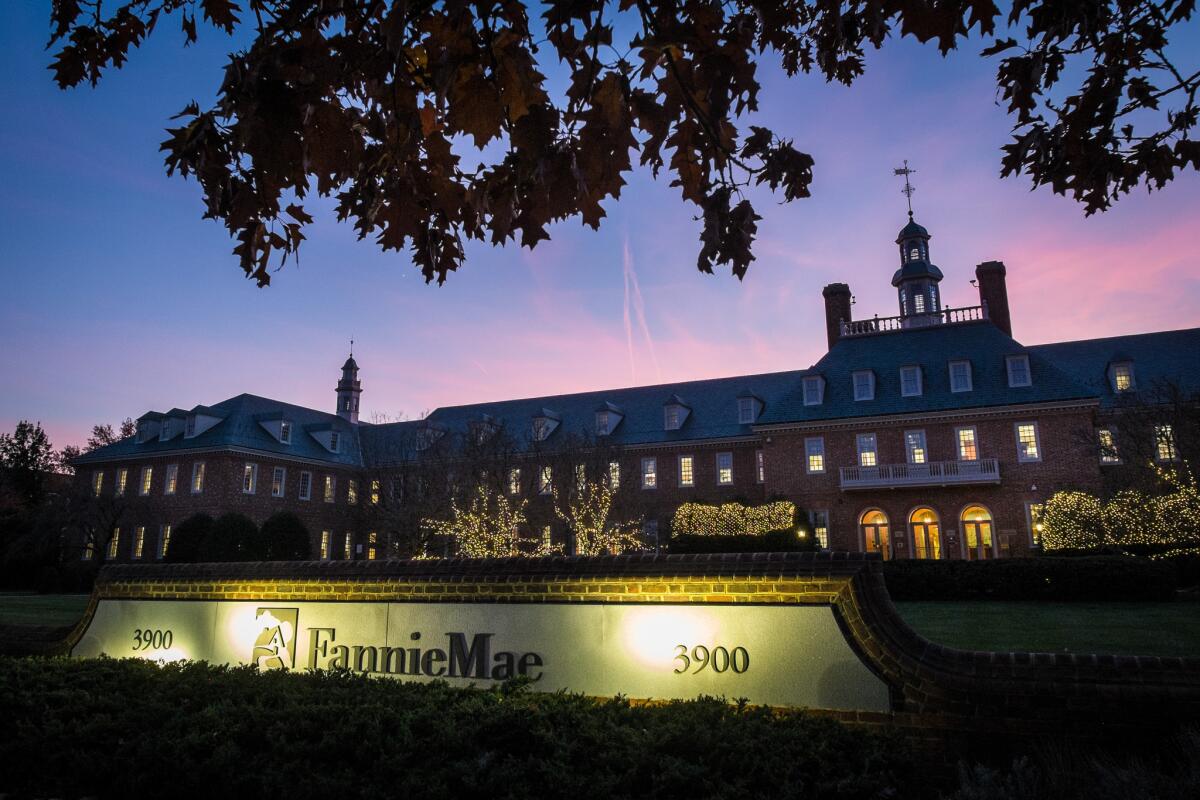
132, 629, 173, 651
673, 645, 749, 674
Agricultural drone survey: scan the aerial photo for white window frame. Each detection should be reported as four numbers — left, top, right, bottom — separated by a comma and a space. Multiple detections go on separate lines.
158, 524, 171, 560
242, 463, 258, 494
608, 461, 621, 490
737, 397, 756, 424
115, 467, 128, 497
641, 457, 657, 490
1015, 422, 1041, 462
92, 470, 104, 497
856, 433, 878, 467
852, 370, 875, 401
191, 462, 205, 495
133, 526, 145, 560
1098, 428, 1121, 464
1155, 424, 1178, 462
904, 429, 928, 465
900, 366, 922, 397
716, 452, 733, 486
348, 479, 359, 505
807, 510, 830, 549
755, 449, 765, 484
509, 468, 521, 495
1111, 362, 1136, 393
1006, 355, 1032, 387
595, 411, 610, 436
329, 431, 341, 452
805, 437, 825, 474
949, 360, 973, 393
299, 470, 312, 501
802, 376, 824, 406
107, 528, 120, 560
139, 466, 153, 496
539, 466, 553, 495
678, 455, 694, 487
320, 530, 331, 561
664, 405, 684, 431
271, 466, 287, 497
324, 475, 336, 503
280, 421, 292, 444
955, 426, 979, 462
185, 415, 196, 437
164, 463, 178, 496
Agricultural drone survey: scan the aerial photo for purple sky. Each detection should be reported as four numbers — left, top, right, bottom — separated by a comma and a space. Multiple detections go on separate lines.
2, 4, 1199, 451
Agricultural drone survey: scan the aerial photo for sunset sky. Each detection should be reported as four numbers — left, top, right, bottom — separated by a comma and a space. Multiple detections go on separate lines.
2, 4, 1198, 451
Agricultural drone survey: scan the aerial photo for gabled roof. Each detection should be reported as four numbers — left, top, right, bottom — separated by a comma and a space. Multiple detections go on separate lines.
73, 394, 363, 467
1028, 328, 1200, 408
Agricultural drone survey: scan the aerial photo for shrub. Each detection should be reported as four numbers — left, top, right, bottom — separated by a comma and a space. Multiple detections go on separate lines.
0, 656, 918, 800
669, 529, 810, 554
260, 512, 311, 560
208, 513, 257, 561
671, 501, 795, 537
165, 513, 214, 563
882, 557, 1176, 602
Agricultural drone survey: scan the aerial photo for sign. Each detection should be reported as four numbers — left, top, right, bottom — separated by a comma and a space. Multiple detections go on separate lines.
71, 599, 891, 712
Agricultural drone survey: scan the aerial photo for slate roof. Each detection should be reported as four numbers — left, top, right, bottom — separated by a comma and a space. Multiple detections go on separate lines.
73, 324, 1200, 468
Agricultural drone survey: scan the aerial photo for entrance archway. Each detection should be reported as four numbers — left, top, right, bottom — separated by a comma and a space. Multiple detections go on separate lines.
909, 508, 942, 560
961, 505, 995, 560
859, 509, 891, 560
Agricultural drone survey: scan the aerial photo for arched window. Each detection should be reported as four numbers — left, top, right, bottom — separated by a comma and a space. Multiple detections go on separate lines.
961, 505, 995, 560
909, 508, 941, 560
859, 509, 891, 560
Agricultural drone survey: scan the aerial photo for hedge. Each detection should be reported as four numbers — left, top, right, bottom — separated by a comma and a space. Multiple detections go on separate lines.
668, 529, 816, 554
0, 657, 917, 800
882, 557, 1178, 602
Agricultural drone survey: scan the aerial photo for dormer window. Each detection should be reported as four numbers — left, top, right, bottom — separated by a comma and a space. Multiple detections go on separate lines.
185, 415, 196, 437
949, 360, 973, 393
329, 431, 340, 453
1110, 361, 1135, 393
802, 376, 825, 406
470, 418, 498, 444
737, 395, 762, 424
1006, 355, 1032, 387
159, 420, 172, 441
136, 420, 154, 443
280, 421, 292, 444
852, 371, 875, 401
596, 411, 611, 436
900, 366, 922, 397
663, 397, 689, 431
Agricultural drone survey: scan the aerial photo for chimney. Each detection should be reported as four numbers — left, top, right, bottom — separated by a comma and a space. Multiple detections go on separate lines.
975, 261, 1011, 337
822, 283, 852, 350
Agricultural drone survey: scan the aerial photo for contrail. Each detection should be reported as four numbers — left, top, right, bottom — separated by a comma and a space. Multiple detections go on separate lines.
623, 237, 662, 383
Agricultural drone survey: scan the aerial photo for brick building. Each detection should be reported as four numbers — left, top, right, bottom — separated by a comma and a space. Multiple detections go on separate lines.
72, 214, 1199, 561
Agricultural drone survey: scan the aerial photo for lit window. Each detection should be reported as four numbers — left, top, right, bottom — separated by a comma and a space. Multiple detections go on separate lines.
1098, 429, 1120, 464
324, 475, 336, 503
107, 528, 120, 560
595, 411, 610, 435
242, 463, 257, 494
856, 434, 878, 467
1155, 424, 1178, 461
1006, 355, 1032, 387
272, 467, 286, 497
133, 526, 145, 560
756, 450, 765, 483
368, 532, 378, 560
82, 540, 94, 561
509, 468, 521, 495
802, 376, 824, 406
909, 247, 919, 261
158, 525, 171, 560
329, 431, 340, 452
320, 530, 331, 560
641, 458, 657, 489
738, 397, 757, 424
185, 415, 196, 437
299, 471, 312, 500
679, 455, 694, 487
542, 525, 553, 550
344, 532, 352, 560
280, 421, 292, 444
1027, 503, 1045, 547
116, 468, 128, 497
900, 366, 922, 397
905, 430, 927, 464
165, 464, 178, 496
1111, 362, 1135, 393
191, 462, 205, 494
808, 510, 830, 549
913, 292, 926, 314
92, 470, 104, 497
717, 452, 733, 485
539, 466, 552, 495
956, 427, 978, 461
370, 480, 380, 505
949, 360, 973, 393
139, 466, 153, 496
348, 480, 358, 505
1015, 422, 1041, 462
805, 437, 825, 474
852, 371, 875, 401
608, 461, 620, 490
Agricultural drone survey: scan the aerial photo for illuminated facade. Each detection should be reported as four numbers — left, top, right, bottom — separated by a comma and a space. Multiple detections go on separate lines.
73, 215, 1199, 561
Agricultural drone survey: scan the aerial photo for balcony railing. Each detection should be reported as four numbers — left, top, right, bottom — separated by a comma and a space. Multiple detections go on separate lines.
839, 458, 1000, 490
840, 304, 988, 338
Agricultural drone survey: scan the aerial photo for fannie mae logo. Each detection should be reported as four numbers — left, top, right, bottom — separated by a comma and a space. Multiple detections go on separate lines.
248, 606, 544, 681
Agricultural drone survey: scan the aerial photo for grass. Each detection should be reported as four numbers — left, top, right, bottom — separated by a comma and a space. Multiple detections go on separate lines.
0, 593, 89, 627
1, 593, 1198, 657
895, 601, 1200, 657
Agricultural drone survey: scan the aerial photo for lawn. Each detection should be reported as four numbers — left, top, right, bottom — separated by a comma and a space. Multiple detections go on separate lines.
2, 594, 1199, 657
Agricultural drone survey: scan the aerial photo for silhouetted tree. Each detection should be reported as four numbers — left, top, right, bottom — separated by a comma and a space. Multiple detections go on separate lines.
259, 512, 311, 560
167, 513, 214, 563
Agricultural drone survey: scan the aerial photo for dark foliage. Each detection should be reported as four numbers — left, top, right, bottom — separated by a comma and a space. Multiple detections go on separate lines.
882, 556, 1177, 602
258, 511, 311, 560
208, 512, 257, 561
165, 512, 214, 563
668, 529, 813, 554
45, 1, 1199, 286
0, 656, 918, 799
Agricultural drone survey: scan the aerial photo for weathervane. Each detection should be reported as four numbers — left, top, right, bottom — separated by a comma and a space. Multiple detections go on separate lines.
350, 337, 354, 357
893, 160, 916, 218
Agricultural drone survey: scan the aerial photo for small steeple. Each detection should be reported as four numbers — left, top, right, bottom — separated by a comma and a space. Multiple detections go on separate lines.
890, 162, 943, 321
336, 342, 361, 424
